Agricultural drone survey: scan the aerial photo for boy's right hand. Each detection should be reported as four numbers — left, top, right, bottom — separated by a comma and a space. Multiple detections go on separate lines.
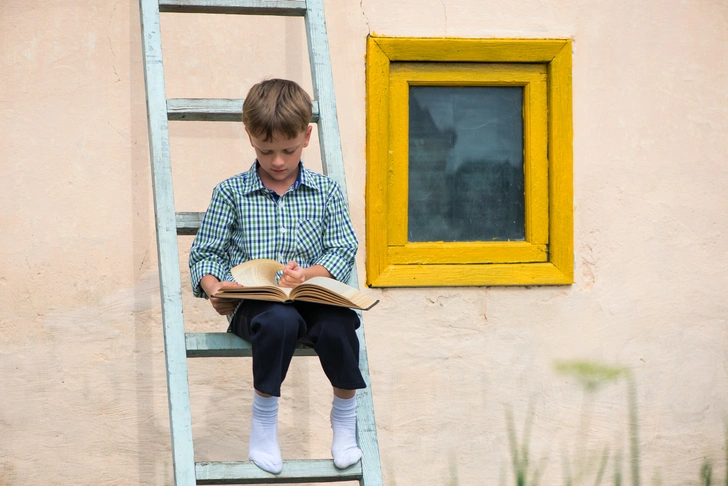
201, 276, 244, 316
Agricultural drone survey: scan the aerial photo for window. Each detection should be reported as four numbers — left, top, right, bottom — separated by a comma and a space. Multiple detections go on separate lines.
365, 37, 573, 287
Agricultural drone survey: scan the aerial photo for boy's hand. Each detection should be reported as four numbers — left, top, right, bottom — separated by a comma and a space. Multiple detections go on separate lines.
279, 261, 306, 288
201, 275, 244, 315
210, 282, 245, 315
279, 262, 333, 288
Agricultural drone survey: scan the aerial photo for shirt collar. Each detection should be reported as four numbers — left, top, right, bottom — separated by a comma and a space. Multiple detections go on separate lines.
297, 162, 320, 190
241, 161, 318, 196
290, 162, 303, 191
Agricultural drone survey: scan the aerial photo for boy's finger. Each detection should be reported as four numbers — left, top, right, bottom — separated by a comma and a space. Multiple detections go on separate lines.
282, 270, 297, 280
218, 281, 244, 289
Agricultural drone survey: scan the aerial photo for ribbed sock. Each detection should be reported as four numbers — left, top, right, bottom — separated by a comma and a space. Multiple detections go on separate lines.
248, 393, 282, 474
330, 395, 362, 469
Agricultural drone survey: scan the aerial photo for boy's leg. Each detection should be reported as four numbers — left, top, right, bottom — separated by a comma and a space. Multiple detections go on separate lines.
230, 301, 307, 474
330, 393, 362, 469
293, 302, 366, 469
230, 301, 307, 396
293, 302, 366, 391
248, 391, 282, 474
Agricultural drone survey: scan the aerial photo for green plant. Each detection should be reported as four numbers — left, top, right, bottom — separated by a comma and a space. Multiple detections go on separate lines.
496, 360, 726, 486
700, 460, 712, 486
505, 402, 548, 486
555, 361, 639, 486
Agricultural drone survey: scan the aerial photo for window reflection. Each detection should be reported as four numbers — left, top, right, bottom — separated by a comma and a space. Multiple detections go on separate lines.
408, 86, 525, 242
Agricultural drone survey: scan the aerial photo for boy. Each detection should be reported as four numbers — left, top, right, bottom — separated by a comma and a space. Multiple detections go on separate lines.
188, 79, 366, 475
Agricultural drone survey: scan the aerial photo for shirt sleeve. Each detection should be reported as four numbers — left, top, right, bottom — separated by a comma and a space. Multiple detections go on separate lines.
313, 182, 358, 284
188, 184, 237, 298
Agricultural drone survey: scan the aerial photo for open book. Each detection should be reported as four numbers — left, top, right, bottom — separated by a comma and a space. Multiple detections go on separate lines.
213, 259, 379, 311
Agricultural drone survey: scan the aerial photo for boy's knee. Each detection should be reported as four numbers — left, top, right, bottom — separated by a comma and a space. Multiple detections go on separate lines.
251, 305, 304, 340
311, 318, 358, 347
322, 307, 360, 330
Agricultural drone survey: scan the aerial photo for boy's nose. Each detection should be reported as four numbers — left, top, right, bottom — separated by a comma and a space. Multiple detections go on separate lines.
272, 154, 285, 167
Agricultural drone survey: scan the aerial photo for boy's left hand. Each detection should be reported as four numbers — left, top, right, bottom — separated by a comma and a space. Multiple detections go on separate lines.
279, 261, 306, 288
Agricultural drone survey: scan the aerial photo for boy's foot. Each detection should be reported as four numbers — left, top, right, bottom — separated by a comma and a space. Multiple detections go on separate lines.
330, 395, 362, 469
249, 393, 282, 474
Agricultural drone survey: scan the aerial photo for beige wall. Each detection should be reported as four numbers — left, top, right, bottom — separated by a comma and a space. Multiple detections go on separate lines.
2, 0, 727, 484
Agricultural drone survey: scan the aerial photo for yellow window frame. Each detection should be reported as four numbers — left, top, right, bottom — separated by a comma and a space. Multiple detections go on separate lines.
366, 37, 574, 287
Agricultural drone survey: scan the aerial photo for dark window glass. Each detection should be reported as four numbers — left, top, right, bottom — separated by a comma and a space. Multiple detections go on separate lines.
408, 86, 525, 242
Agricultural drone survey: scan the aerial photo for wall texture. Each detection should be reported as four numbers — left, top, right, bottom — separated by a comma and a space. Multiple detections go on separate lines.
1, 0, 727, 484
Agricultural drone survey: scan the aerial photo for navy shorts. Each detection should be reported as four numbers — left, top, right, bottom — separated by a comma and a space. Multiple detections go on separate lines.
230, 300, 366, 396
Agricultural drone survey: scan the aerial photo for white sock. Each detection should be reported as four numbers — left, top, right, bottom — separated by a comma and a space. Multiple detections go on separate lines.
248, 393, 282, 474
330, 395, 362, 469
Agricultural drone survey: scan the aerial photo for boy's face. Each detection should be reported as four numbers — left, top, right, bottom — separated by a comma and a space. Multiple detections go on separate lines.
247, 126, 312, 191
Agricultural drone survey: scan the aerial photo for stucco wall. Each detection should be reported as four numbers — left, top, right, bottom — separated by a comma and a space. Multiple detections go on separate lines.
1, 0, 727, 484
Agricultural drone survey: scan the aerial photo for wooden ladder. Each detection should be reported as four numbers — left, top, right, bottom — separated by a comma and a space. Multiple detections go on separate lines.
138, 1, 382, 484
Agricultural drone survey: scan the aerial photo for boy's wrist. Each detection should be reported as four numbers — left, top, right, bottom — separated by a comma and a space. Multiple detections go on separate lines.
303, 264, 333, 280
200, 274, 221, 297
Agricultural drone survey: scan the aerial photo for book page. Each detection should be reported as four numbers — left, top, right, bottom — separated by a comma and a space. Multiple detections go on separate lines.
230, 259, 285, 287
292, 277, 379, 310
214, 287, 290, 301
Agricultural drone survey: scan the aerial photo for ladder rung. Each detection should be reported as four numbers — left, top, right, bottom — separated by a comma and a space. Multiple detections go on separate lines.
177, 211, 203, 235
186, 332, 317, 357
195, 460, 362, 484
159, 0, 307, 16
167, 98, 320, 122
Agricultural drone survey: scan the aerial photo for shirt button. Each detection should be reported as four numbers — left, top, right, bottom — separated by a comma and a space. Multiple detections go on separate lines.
280, 227, 287, 233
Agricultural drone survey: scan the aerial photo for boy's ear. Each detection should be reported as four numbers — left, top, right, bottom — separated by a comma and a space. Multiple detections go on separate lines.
303, 125, 313, 147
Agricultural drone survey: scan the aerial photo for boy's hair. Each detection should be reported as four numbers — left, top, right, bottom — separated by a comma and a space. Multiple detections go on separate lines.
242, 79, 312, 142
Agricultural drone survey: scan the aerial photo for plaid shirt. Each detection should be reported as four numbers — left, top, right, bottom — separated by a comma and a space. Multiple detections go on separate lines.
189, 161, 358, 299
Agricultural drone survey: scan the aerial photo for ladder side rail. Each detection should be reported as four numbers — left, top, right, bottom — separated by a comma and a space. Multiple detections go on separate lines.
303, 0, 347, 197
139, 0, 196, 484
351, 274, 383, 486
305, 2, 384, 484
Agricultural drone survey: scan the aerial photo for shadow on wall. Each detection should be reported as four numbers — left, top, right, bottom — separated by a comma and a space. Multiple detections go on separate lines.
499, 361, 727, 486
437, 361, 727, 486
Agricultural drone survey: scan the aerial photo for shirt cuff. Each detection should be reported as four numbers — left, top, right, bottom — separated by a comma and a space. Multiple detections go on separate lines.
314, 252, 354, 284
191, 261, 234, 298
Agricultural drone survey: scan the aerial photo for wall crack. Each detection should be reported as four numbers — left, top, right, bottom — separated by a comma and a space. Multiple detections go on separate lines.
441, 0, 447, 35
107, 0, 121, 83
360, 0, 371, 36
